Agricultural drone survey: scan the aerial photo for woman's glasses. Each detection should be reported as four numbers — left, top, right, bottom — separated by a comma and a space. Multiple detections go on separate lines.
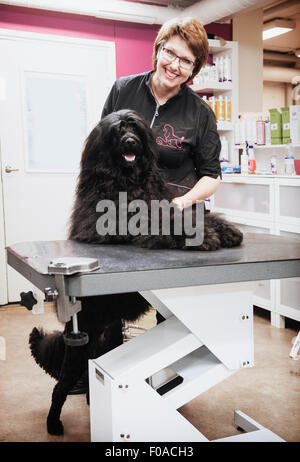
161, 47, 195, 70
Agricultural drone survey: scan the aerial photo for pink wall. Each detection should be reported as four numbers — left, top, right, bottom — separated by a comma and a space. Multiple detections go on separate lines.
115, 21, 159, 77
0, 5, 159, 78
0, 5, 231, 78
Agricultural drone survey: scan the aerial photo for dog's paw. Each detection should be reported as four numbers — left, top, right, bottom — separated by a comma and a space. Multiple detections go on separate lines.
195, 228, 221, 251
47, 418, 64, 435
219, 225, 243, 248
198, 238, 221, 251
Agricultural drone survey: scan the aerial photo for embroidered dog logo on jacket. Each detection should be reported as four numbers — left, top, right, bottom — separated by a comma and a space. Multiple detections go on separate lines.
156, 124, 184, 150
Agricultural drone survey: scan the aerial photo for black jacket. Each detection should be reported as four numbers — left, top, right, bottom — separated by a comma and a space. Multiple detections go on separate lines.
102, 71, 221, 189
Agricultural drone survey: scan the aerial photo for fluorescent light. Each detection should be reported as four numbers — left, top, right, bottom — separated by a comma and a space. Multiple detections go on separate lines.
263, 27, 293, 40
295, 49, 300, 58
263, 19, 296, 40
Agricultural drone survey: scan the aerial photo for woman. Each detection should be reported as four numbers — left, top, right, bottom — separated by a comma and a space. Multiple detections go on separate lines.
70, 18, 221, 393
102, 17, 221, 210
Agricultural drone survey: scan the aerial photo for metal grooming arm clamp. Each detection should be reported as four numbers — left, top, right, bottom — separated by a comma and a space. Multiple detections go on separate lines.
47, 257, 99, 345
21, 257, 99, 346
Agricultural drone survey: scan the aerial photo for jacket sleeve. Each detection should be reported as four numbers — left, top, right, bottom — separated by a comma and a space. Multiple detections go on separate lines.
194, 106, 221, 179
101, 80, 120, 119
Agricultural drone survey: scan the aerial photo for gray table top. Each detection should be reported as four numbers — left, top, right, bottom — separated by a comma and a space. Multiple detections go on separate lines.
6, 234, 300, 296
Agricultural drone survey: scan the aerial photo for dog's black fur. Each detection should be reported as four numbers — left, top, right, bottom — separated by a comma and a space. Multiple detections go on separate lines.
68, 109, 242, 251
29, 109, 243, 435
29, 293, 149, 435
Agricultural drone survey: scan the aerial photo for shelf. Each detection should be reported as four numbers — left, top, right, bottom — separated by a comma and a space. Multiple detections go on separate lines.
234, 144, 300, 150
208, 39, 234, 53
221, 173, 300, 180
217, 121, 232, 131
191, 81, 232, 94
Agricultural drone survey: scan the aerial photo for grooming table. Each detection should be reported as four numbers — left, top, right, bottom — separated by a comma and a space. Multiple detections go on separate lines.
6, 234, 300, 442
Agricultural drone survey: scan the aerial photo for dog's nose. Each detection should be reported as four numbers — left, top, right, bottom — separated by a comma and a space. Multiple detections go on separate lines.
124, 138, 136, 149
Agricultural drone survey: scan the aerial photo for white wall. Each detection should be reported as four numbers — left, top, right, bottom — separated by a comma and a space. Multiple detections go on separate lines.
233, 8, 263, 113
263, 81, 287, 116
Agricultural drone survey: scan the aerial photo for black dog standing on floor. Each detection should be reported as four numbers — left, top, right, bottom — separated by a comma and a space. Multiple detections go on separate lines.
29, 109, 243, 435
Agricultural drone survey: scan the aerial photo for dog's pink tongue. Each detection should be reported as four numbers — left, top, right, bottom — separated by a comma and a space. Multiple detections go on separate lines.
123, 154, 136, 162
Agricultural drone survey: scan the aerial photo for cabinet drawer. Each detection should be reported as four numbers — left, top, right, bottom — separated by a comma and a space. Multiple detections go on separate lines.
279, 185, 300, 220
214, 182, 272, 216
280, 278, 300, 312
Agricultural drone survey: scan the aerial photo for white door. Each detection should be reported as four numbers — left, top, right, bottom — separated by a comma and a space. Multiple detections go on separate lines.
0, 30, 116, 303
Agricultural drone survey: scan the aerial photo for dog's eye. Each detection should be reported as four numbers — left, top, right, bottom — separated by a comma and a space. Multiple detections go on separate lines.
126, 117, 138, 127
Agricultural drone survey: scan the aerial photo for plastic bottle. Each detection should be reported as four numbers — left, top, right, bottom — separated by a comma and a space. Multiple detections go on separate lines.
252, 118, 257, 145
234, 120, 240, 146
270, 156, 277, 174
208, 96, 216, 115
248, 145, 256, 174
218, 56, 224, 82
265, 119, 271, 145
227, 55, 232, 82
284, 156, 296, 175
220, 135, 229, 162
211, 63, 218, 82
256, 117, 265, 145
246, 118, 256, 146
214, 57, 219, 81
241, 147, 248, 175
198, 67, 204, 83
284, 140, 296, 175
215, 97, 220, 121
202, 65, 209, 81
193, 73, 200, 85
223, 55, 232, 82
216, 95, 225, 121
225, 96, 231, 121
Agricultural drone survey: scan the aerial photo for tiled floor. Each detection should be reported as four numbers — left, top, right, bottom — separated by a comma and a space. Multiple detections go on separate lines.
0, 303, 299, 442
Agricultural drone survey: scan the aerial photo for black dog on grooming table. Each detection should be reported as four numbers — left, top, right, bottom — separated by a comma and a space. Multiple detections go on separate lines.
29, 110, 242, 435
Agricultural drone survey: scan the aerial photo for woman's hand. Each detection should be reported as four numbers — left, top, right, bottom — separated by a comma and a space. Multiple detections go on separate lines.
172, 196, 194, 211
172, 176, 221, 210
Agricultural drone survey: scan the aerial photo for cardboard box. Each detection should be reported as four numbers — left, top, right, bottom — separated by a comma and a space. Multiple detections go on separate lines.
269, 108, 282, 144
290, 105, 300, 145
281, 107, 290, 144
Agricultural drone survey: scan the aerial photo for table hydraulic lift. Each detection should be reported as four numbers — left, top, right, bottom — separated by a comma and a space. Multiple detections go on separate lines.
7, 233, 300, 442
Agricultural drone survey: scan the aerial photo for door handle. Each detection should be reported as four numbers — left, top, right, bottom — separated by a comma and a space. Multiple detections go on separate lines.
5, 165, 19, 173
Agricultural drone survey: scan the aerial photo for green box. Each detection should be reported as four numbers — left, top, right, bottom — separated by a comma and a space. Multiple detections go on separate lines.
269, 108, 282, 144
281, 106, 290, 144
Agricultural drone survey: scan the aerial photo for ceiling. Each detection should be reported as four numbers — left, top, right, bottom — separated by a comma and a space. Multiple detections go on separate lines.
127, 0, 300, 69
262, 0, 300, 68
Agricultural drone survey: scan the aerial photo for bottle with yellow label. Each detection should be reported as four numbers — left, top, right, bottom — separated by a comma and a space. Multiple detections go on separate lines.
208, 96, 216, 116
225, 96, 231, 121
216, 95, 225, 122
